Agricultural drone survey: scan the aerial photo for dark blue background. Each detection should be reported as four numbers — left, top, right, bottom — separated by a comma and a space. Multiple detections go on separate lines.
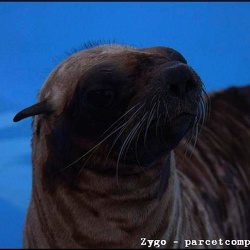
0, 2, 249, 248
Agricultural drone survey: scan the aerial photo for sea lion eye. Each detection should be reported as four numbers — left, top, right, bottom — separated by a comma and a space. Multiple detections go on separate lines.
87, 89, 115, 108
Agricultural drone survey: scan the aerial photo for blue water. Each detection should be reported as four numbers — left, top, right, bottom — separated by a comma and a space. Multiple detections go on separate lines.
1, 2, 249, 247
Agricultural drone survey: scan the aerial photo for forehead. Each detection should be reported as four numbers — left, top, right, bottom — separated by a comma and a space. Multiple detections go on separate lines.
75, 44, 187, 77
55, 44, 187, 78
39, 44, 187, 108
72, 44, 187, 66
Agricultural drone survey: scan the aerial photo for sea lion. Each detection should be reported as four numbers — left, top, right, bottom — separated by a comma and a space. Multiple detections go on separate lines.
14, 44, 250, 248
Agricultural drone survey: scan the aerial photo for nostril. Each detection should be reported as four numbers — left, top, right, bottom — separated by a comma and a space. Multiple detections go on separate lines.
169, 80, 186, 98
168, 76, 196, 98
164, 63, 198, 98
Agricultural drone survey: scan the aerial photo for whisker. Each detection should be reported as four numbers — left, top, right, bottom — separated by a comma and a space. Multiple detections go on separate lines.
180, 88, 206, 162
156, 114, 162, 142
149, 95, 157, 109
123, 113, 148, 167
61, 104, 146, 172
203, 88, 211, 121
134, 118, 147, 169
179, 130, 195, 165
115, 119, 143, 189
155, 98, 162, 141
103, 103, 146, 166
156, 96, 161, 119
77, 149, 96, 177
101, 103, 141, 138
144, 102, 156, 148
60, 120, 133, 172
192, 123, 199, 151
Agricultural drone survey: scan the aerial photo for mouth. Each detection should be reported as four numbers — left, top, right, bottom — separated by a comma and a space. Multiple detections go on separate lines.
117, 112, 196, 167
150, 112, 196, 129
162, 113, 196, 141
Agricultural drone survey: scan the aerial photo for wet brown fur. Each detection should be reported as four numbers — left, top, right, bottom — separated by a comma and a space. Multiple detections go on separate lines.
14, 44, 250, 248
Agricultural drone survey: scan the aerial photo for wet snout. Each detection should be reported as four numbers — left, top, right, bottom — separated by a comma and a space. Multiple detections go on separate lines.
163, 62, 199, 99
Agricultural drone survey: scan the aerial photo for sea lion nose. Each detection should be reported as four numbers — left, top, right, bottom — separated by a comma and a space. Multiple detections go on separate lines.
165, 63, 196, 98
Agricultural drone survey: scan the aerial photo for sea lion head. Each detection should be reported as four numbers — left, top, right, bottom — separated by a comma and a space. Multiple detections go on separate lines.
14, 44, 205, 181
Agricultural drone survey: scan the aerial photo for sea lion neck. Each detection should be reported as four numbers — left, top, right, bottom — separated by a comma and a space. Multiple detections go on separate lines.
74, 154, 172, 198
32, 150, 183, 248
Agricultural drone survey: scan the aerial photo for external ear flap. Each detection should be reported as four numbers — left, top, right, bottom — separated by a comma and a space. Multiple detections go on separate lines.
13, 100, 51, 122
